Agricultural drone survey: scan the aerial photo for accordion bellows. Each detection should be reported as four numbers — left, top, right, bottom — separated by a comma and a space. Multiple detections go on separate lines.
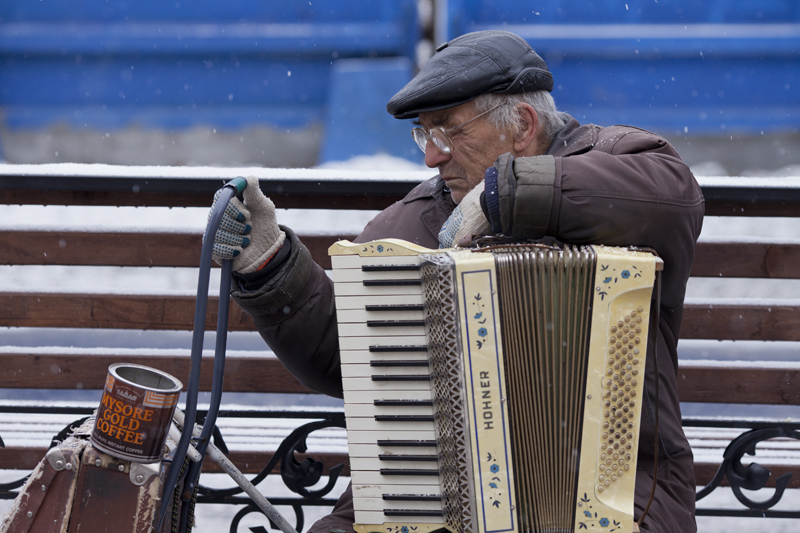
330, 239, 660, 533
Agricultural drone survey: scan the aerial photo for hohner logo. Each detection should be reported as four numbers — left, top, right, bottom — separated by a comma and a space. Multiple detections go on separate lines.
479, 371, 495, 430
456, 259, 517, 533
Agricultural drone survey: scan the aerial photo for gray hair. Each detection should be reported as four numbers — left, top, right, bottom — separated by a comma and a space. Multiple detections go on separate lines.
473, 90, 565, 145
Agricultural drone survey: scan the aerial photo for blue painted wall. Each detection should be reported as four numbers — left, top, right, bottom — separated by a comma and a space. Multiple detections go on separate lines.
0, 0, 419, 163
443, 0, 799, 136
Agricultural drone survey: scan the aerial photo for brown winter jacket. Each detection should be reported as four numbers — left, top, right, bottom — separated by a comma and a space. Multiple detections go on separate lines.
232, 116, 705, 532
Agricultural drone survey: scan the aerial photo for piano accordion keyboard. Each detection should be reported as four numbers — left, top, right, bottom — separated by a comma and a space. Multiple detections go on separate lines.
332, 253, 445, 524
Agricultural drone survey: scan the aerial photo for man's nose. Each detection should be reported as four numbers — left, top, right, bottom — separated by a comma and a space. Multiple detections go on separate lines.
424, 141, 450, 168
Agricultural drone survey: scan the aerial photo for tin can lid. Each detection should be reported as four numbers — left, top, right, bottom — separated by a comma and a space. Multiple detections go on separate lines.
108, 363, 183, 393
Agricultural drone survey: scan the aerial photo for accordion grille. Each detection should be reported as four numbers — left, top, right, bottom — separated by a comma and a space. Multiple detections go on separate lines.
495, 246, 595, 532
422, 254, 475, 533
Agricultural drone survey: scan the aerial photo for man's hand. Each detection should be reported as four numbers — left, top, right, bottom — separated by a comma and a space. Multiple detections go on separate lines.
438, 181, 491, 248
208, 175, 286, 274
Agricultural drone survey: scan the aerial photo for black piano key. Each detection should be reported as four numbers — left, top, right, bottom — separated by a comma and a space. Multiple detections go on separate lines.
379, 455, 438, 462
384, 510, 444, 517
373, 399, 433, 406
374, 415, 435, 422
370, 360, 429, 367
367, 320, 426, 327
363, 279, 421, 286
369, 345, 428, 352
381, 469, 440, 476
382, 494, 442, 501
371, 375, 430, 382
365, 304, 425, 312
362, 265, 421, 272
377, 440, 437, 447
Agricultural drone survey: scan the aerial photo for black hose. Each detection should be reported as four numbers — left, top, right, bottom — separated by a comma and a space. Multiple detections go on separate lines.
177, 258, 233, 532
155, 179, 243, 531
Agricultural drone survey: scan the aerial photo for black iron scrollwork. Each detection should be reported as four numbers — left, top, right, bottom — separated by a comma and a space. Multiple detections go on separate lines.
696, 425, 800, 511
199, 417, 346, 500
229, 503, 305, 533
197, 416, 347, 532
1, 411, 347, 532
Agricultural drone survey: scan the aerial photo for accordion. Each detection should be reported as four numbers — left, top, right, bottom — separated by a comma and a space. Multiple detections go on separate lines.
329, 239, 661, 533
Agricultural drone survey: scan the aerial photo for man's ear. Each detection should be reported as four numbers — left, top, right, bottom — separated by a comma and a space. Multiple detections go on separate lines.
512, 103, 540, 155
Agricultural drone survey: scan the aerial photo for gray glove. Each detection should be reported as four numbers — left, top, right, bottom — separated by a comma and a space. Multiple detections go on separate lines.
438, 181, 491, 248
209, 175, 286, 274
484, 152, 555, 238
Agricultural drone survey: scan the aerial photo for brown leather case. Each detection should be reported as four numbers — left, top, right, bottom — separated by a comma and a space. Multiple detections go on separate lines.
1, 420, 165, 533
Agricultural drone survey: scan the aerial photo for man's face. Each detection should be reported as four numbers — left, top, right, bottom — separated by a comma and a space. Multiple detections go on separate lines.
417, 102, 515, 204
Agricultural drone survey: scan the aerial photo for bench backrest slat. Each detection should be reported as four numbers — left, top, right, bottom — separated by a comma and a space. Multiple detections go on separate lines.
4, 230, 800, 279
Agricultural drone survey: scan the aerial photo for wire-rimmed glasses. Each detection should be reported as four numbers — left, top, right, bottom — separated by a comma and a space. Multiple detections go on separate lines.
411, 103, 503, 154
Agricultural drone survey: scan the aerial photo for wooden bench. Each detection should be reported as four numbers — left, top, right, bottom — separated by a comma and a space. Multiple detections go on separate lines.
1, 164, 799, 526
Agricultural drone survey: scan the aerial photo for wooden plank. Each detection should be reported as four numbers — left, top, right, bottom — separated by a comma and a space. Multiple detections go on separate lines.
0, 353, 314, 393
0, 190, 402, 210
0, 293, 256, 331
0, 446, 793, 488
5, 229, 800, 279
0, 446, 349, 476
681, 302, 799, 341
691, 242, 800, 279
677, 366, 800, 405
703, 201, 800, 218
1, 173, 799, 218
0, 231, 350, 270
2, 293, 796, 342
3, 353, 796, 406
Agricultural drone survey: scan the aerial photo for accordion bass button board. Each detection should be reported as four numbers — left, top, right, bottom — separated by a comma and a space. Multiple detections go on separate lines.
329, 239, 661, 533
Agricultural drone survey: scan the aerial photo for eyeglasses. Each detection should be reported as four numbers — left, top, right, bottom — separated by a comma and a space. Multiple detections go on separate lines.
411, 103, 503, 154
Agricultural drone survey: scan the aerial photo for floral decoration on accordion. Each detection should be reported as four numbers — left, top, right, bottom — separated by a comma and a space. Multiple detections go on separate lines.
485, 452, 506, 509
596, 263, 642, 300
576, 493, 621, 530
470, 292, 489, 349
385, 525, 417, 533
360, 243, 393, 254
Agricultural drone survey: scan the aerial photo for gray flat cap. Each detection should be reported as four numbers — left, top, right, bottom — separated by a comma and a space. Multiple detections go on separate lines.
387, 30, 553, 120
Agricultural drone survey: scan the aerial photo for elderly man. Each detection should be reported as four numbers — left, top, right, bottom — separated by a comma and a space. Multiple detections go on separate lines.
211, 30, 703, 533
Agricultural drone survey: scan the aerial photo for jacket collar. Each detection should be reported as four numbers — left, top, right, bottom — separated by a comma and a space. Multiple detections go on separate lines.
403, 174, 454, 206
546, 114, 599, 157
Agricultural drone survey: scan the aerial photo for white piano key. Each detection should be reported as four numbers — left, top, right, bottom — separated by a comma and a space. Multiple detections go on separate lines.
332, 269, 423, 283
354, 510, 445, 526
352, 484, 443, 499
349, 443, 436, 458
347, 444, 439, 461
344, 389, 433, 404
351, 456, 440, 472
332, 282, 423, 297
342, 377, 433, 392
331, 254, 424, 270
337, 309, 425, 323
345, 429, 436, 444
351, 470, 442, 487
337, 323, 426, 337
346, 417, 436, 432
340, 350, 429, 365
341, 363, 430, 378
344, 402, 434, 418
334, 294, 425, 310
353, 497, 443, 512
347, 443, 438, 459
339, 335, 428, 351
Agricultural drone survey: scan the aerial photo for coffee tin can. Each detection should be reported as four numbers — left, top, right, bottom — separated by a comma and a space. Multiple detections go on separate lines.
91, 363, 183, 463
